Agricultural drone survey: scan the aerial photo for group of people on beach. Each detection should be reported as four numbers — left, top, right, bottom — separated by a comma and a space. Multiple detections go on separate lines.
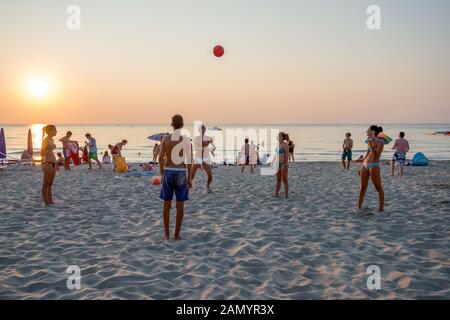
57, 130, 128, 171
40, 117, 410, 239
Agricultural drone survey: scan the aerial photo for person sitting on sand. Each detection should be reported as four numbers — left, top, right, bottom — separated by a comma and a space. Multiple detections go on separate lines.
391, 131, 410, 177
342, 132, 353, 171
159, 114, 192, 240
274, 132, 289, 198
85, 133, 102, 170
191, 124, 215, 193
41, 125, 58, 206
59, 131, 72, 170
102, 151, 111, 164
56, 152, 64, 166
356, 125, 385, 212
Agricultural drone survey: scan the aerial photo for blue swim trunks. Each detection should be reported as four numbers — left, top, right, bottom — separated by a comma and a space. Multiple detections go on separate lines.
393, 152, 406, 165
342, 149, 352, 160
160, 168, 189, 201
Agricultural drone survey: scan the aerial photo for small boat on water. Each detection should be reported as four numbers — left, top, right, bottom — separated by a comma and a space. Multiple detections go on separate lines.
428, 131, 450, 136
208, 126, 222, 131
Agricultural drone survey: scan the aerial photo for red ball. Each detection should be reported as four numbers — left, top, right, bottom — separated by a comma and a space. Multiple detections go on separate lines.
213, 45, 224, 57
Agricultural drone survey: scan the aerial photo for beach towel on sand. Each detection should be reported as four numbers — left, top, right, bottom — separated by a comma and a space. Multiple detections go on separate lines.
412, 152, 429, 166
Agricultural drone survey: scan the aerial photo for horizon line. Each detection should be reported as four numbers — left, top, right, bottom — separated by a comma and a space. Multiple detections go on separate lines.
2, 122, 450, 126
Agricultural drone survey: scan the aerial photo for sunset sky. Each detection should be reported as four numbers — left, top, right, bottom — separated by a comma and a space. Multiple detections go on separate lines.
1, 0, 449, 124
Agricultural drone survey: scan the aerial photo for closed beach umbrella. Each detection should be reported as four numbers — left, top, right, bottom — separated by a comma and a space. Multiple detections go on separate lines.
148, 133, 167, 141
27, 128, 33, 157
0, 128, 6, 159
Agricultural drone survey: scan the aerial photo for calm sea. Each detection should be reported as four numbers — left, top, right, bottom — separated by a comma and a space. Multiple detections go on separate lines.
1, 124, 450, 163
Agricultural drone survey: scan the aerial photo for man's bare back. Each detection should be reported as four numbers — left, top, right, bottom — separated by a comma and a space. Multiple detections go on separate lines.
160, 133, 190, 171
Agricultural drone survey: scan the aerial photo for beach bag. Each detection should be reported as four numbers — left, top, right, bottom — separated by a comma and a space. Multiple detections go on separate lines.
412, 152, 429, 166
115, 156, 127, 173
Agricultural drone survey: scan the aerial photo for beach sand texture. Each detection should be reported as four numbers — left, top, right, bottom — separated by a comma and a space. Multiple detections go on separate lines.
0, 162, 449, 299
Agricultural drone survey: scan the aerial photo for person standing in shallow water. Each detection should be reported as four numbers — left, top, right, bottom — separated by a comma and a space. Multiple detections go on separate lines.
356, 125, 385, 212
159, 114, 192, 240
274, 132, 289, 198
41, 125, 58, 206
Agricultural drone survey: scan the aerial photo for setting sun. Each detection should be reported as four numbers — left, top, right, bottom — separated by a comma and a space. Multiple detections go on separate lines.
27, 78, 50, 99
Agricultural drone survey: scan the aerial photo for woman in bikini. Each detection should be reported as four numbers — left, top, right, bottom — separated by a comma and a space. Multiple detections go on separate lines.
41, 125, 58, 206
357, 125, 385, 212
274, 132, 289, 198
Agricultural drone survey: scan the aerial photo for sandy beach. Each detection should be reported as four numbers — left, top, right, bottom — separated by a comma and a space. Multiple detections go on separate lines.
0, 161, 449, 299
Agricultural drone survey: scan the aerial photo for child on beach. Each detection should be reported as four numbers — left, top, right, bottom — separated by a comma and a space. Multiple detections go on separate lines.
56, 152, 64, 166
159, 114, 192, 240
391, 132, 410, 177
102, 151, 111, 164
342, 132, 353, 171
85, 133, 102, 169
59, 131, 72, 170
41, 125, 58, 206
274, 132, 289, 198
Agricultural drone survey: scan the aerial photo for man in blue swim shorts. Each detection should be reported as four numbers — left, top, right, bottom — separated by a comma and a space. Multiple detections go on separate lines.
391, 131, 410, 177
341, 132, 353, 171
159, 114, 192, 240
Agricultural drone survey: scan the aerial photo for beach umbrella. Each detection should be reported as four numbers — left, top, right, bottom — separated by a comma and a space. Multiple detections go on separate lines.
213, 45, 224, 57
27, 128, 33, 157
147, 133, 166, 141
0, 128, 6, 159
